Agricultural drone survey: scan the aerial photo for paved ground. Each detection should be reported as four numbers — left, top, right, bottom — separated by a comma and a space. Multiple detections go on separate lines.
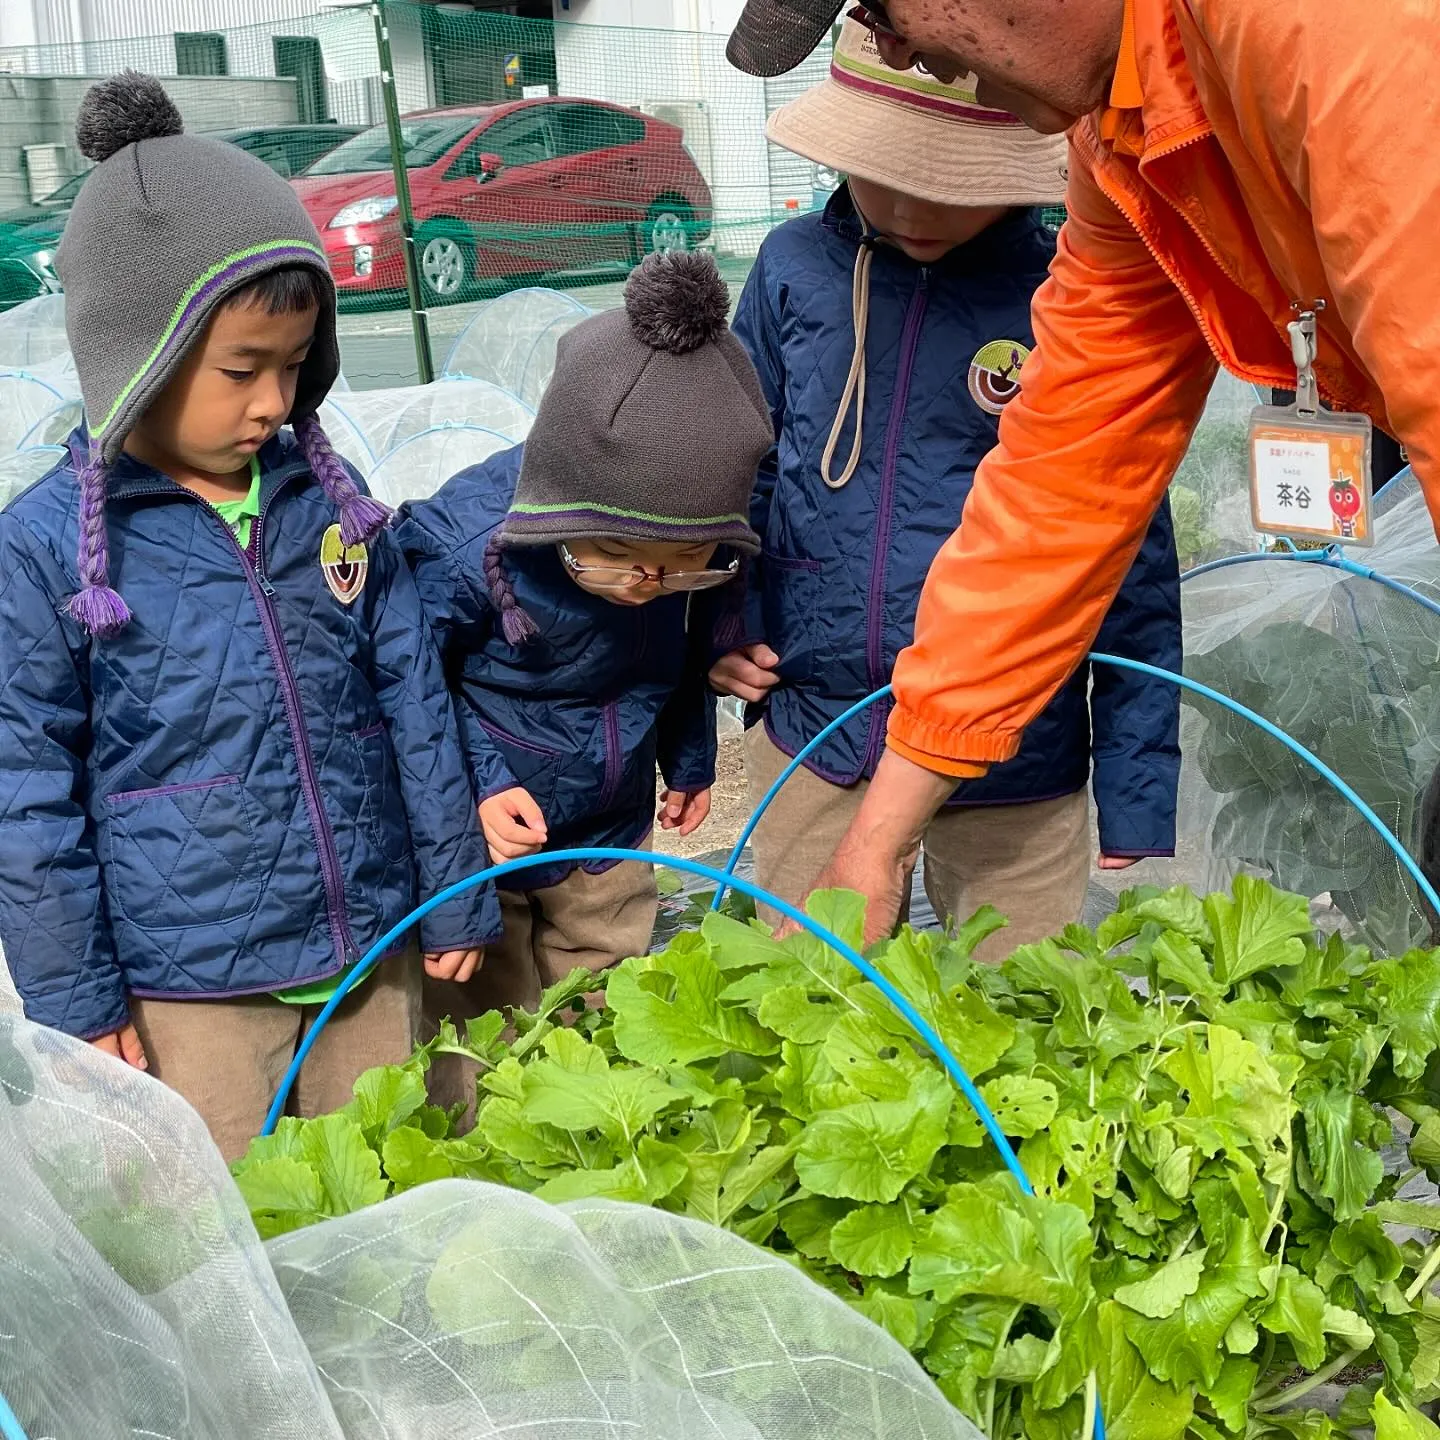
334, 256, 755, 391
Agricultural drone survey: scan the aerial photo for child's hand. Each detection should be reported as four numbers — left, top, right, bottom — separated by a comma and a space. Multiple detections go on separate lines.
479, 787, 548, 861
425, 948, 484, 983
659, 787, 711, 836
1097, 855, 1141, 871
89, 1022, 148, 1071
709, 643, 781, 703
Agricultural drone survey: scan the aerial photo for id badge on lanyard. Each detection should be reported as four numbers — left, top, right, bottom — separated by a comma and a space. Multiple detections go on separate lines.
1248, 303, 1375, 547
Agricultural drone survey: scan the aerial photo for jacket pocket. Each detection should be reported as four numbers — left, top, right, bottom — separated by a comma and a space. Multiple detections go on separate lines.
761, 552, 824, 683
103, 776, 260, 930
475, 714, 563, 818
351, 723, 409, 864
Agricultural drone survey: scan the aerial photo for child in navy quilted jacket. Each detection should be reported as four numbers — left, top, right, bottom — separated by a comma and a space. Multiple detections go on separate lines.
709, 23, 1182, 959
401, 250, 772, 1034
0, 73, 497, 1159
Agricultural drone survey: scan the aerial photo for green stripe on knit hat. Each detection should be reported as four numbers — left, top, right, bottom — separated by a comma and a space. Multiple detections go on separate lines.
507, 500, 749, 528
93, 238, 326, 438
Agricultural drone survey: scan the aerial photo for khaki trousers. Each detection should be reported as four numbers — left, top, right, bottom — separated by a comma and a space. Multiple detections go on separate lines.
745, 726, 1091, 964
423, 860, 658, 1113
130, 944, 421, 1163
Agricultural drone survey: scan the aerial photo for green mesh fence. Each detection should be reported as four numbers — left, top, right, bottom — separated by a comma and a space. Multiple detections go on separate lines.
0, 2, 835, 385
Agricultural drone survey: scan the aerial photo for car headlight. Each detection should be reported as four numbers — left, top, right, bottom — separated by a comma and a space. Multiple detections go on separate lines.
327, 196, 398, 229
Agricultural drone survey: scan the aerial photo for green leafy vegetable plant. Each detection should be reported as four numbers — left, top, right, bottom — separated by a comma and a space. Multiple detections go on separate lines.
234, 880, 1440, 1439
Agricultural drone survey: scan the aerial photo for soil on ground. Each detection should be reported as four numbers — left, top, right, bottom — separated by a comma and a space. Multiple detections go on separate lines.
651, 736, 749, 862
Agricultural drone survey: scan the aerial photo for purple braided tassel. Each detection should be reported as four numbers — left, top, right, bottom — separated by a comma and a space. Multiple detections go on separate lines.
483, 533, 539, 646
293, 413, 391, 547
66, 452, 132, 638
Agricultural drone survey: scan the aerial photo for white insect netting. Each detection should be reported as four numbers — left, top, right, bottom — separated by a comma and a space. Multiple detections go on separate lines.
0, 444, 65, 509
1169, 369, 1267, 570
17, 397, 83, 450
338, 379, 534, 463
443, 286, 592, 405
0, 1013, 979, 1440
318, 398, 381, 480
367, 424, 517, 506
0, 371, 73, 455
1089, 467, 1440, 957
0, 293, 71, 370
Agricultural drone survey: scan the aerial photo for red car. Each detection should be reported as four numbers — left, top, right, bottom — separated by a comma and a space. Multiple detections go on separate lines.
292, 98, 712, 302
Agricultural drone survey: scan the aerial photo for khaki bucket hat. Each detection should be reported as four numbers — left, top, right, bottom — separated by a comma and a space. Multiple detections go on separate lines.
766, 21, 1068, 207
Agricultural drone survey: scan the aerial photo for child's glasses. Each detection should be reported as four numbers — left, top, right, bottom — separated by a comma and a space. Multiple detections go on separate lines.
560, 543, 740, 593
847, 2, 903, 44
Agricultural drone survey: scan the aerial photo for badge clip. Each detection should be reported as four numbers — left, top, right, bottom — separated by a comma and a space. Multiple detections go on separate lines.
1247, 300, 1374, 548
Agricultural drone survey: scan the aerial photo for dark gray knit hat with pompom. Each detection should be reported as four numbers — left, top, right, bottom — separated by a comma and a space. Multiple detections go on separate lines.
501, 249, 772, 554
58, 71, 340, 465
54, 72, 380, 640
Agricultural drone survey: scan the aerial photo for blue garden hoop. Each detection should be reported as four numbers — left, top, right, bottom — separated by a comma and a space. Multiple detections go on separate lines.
708, 656, 1440, 920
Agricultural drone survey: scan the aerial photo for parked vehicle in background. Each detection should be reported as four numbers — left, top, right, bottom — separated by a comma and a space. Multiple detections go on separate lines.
0, 125, 362, 311
291, 98, 713, 305
214, 123, 366, 179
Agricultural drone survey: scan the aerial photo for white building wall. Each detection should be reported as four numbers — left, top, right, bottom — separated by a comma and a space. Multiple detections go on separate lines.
3, 0, 329, 50
0, 0, 429, 129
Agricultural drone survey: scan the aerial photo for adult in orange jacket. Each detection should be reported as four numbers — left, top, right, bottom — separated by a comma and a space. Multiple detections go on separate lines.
727, 0, 1440, 940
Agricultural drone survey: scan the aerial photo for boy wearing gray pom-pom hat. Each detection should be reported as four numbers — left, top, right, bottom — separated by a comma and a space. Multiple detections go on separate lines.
0, 71, 500, 1158
400, 249, 772, 1047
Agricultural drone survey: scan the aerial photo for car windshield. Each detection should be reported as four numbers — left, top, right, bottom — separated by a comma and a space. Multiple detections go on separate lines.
306, 117, 474, 176
38, 171, 89, 206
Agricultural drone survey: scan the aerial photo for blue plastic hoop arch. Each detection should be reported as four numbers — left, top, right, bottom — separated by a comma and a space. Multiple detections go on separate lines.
1182, 543, 1440, 623
709, 656, 1440, 920
232, 645, 1437, 1440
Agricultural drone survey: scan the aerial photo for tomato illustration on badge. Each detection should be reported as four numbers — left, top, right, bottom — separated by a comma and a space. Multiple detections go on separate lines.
968, 339, 1031, 415
1329, 469, 1362, 540
320, 523, 368, 605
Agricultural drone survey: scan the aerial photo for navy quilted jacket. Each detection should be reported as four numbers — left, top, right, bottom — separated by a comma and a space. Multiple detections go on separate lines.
399, 445, 717, 891
732, 190, 1181, 856
0, 431, 499, 1040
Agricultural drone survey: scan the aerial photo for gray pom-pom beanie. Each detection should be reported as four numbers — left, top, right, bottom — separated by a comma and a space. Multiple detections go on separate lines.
54, 70, 384, 638
500, 249, 773, 555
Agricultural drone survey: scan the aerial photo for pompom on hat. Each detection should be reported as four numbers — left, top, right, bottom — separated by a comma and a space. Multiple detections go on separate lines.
55, 71, 384, 637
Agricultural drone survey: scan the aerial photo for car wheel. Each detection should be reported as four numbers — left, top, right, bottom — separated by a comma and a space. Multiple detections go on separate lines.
645, 199, 694, 255
417, 226, 470, 301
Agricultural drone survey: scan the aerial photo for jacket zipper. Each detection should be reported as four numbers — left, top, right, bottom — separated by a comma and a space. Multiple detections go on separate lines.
1078, 128, 1293, 396
112, 473, 356, 965
861, 267, 928, 769
597, 702, 623, 811
246, 489, 357, 962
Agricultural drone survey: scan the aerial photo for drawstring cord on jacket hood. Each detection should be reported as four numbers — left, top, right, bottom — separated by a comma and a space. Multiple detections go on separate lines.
819, 221, 878, 491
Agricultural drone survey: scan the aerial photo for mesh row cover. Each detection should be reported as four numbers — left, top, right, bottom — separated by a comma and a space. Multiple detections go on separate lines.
0, 372, 74, 456
367, 424, 517, 506
337, 379, 534, 463
0, 294, 71, 371
442, 286, 593, 405
1091, 467, 1440, 957
0, 1013, 979, 1440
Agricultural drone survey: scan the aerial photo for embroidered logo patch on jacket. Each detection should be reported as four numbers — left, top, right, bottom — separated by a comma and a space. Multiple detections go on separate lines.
968, 339, 1031, 415
320, 524, 368, 605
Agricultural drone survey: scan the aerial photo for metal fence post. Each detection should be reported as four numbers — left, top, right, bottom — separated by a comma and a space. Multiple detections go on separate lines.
370, 0, 435, 383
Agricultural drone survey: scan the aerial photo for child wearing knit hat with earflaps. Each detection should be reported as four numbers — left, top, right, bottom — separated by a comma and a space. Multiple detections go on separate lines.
399, 249, 771, 1061
0, 72, 500, 1160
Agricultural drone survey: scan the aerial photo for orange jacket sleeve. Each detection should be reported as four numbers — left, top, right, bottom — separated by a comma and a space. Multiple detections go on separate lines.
1192, 0, 1440, 497
887, 155, 1217, 775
